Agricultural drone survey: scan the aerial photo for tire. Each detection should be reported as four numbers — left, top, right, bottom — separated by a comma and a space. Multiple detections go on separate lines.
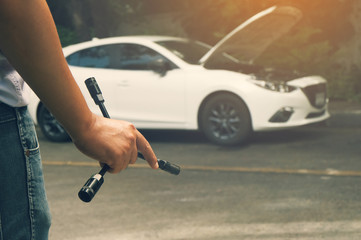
200, 94, 252, 146
37, 104, 70, 142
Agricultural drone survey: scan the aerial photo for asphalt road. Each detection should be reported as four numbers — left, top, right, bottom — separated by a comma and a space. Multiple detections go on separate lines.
38, 101, 361, 240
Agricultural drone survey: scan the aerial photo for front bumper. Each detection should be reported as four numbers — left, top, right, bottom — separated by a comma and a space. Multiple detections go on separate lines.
249, 77, 330, 131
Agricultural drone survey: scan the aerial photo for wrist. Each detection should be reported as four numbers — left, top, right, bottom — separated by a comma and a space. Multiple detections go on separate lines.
67, 112, 97, 143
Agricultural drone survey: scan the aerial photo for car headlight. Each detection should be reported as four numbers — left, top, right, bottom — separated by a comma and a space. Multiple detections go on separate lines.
251, 79, 297, 93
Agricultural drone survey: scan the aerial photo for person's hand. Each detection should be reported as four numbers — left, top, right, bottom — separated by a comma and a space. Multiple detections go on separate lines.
71, 113, 158, 173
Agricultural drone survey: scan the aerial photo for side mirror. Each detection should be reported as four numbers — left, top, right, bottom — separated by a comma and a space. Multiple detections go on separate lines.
149, 58, 169, 77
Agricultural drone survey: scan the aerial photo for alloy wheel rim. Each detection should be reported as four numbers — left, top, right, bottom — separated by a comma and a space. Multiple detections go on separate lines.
207, 103, 242, 140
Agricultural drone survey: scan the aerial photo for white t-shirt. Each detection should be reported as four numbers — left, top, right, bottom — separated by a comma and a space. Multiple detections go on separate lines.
0, 54, 30, 107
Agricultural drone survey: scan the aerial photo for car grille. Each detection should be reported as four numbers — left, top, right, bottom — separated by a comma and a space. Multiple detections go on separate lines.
302, 83, 327, 109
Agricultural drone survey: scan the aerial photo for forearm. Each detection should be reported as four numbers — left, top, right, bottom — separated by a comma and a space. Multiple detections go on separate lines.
0, 0, 93, 139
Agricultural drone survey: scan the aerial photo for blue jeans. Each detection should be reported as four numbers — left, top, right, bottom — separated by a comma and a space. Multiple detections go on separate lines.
0, 103, 51, 240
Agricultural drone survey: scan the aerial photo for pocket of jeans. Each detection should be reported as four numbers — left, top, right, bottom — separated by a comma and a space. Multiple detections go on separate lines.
24, 131, 40, 157
16, 106, 40, 155
26, 142, 39, 158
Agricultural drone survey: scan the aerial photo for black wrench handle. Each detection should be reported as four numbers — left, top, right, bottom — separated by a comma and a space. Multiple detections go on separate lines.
79, 77, 180, 202
86, 77, 180, 175
85, 77, 111, 175
137, 152, 180, 175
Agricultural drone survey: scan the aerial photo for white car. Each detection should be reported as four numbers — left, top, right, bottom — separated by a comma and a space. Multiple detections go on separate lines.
29, 6, 329, 146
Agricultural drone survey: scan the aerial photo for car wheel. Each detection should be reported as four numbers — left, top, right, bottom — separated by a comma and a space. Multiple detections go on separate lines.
200, 94, 252, 146
37, 104, 70, 142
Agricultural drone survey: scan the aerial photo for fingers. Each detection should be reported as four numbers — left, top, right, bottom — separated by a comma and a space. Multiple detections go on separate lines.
106, 126, 157, 174
74, 116, 158, 174
129, 145, 138, 165
108, 124, 137, 173
136, 130, 159, 169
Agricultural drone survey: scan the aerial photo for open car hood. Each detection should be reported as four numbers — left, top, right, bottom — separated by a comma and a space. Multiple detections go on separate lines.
199, 6, 302, 67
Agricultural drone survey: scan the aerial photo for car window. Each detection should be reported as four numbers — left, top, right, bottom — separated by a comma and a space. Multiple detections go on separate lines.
157, 40, 210, 64
66, 46, 110, 68
66, 43, 176, 71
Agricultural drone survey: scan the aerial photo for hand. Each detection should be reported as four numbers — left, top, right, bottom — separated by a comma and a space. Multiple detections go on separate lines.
72, 114, 158, 173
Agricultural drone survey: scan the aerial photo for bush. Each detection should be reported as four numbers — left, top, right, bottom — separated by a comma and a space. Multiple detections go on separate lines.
57, 25, 79, 47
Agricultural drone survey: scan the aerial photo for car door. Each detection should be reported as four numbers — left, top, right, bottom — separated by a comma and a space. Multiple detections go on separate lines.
67, 43, 186, 128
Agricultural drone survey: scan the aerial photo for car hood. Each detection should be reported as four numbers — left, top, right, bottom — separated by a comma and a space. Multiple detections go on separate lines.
199, 6, 302, 67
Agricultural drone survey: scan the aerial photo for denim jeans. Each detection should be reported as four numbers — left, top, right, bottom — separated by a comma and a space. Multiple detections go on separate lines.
0, 103, 51, 240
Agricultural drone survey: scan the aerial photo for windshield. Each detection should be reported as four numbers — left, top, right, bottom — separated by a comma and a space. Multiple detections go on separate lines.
156, 40, 210, 64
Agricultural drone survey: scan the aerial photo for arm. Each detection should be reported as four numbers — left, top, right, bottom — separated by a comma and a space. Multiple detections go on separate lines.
0, 0, 158, 172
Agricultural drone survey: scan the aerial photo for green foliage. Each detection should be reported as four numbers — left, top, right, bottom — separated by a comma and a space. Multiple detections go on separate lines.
255, 26, 333, 72
56, 25, 78, 47
327, 65, 361, 101
253, 23, 361, 102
